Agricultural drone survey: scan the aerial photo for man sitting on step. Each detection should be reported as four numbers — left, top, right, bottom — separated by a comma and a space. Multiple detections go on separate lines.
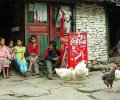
45, 41, 61, 80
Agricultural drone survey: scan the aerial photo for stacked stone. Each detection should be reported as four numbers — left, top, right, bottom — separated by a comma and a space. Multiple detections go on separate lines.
76, 4, 108, 62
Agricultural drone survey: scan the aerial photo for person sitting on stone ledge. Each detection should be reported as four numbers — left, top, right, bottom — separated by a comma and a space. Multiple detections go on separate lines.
0, 37, 11, 79
110, 40, 120, 57
28, 35, 39, 76
45, 41, 61, 80
14, 38, 27, 78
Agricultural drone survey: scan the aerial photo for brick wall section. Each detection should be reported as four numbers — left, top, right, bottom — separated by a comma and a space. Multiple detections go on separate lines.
76, 3, 108, 61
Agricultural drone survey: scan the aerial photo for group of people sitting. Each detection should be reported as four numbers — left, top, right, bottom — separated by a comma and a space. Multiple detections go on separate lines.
0, 35, 61, 80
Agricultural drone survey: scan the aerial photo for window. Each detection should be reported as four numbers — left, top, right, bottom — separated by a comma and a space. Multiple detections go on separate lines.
28, 3, 47, 23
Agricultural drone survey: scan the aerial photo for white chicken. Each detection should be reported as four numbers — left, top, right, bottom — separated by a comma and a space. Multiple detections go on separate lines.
115, 69, 120, 80
75, 60, 89, 80
55, 68, 75, 80
55, 60, 89, 80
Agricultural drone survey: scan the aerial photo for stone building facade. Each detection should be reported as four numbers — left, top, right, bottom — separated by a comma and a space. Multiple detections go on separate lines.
76, 3, 108, 61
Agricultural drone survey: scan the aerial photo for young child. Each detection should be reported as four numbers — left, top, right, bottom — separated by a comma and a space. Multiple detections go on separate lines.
7, 39, 21, 75
28, 35, 39, 76
7, 39, 15, 76
45, 41, 61, 80
0, 37, 11, 79
14, 38, 27, 78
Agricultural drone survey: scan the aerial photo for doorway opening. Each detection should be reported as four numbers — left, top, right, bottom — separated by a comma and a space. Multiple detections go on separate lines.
0, 1, 24, 45
107, 5, 120, 51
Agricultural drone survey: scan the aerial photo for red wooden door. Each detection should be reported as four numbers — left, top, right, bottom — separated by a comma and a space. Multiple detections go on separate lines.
27, 2, 74, 56
27, 3, 49, 56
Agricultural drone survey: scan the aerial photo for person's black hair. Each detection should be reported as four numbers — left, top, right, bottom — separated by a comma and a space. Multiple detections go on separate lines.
49, 41, 57, 48
0, 37, 4, 41
31, 35, 37, 40
116, 40, 120, 45
17, 37, 23, 42
8, 39, 13, 44
17, 37, 24, 45
117, 40, 120, 43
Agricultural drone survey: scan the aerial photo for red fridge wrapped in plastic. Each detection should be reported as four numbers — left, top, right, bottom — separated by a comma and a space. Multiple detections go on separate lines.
60, 32, 88, 68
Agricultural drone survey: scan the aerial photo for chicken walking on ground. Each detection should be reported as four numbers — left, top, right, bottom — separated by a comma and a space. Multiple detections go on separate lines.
102, 66, 117, 91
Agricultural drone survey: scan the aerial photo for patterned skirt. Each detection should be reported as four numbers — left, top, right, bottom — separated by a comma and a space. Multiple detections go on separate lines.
0, 59, 11, 72
27, 56, 38, 62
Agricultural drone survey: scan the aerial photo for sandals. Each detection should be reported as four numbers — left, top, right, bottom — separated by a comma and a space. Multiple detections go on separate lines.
7, 76, 10, 78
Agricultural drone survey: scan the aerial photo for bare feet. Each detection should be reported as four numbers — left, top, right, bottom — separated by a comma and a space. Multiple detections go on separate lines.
2, 75, 7, 79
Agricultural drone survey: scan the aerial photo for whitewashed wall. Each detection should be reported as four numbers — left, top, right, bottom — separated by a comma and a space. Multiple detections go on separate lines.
76, 3, 108, 61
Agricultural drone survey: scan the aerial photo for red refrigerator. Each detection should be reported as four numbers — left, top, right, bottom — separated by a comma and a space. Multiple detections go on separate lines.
60, 32, 88, 68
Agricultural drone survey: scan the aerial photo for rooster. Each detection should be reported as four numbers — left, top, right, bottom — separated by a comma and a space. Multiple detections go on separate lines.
102, 66, 116, 90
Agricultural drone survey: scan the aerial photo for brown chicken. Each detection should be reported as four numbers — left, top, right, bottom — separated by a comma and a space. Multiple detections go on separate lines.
102, 67, 116, 89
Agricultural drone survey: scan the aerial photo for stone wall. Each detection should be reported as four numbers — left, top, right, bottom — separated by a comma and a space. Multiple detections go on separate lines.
76, 3, 108, 61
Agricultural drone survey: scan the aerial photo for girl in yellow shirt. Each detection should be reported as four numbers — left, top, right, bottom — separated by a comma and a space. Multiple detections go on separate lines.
14, 38, 27, 78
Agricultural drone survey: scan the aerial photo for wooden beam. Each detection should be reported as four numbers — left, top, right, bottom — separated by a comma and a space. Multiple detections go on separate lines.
49, 3, 54, 41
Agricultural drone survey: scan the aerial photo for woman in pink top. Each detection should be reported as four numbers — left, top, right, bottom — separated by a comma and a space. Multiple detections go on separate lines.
0, 37, 11, 79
